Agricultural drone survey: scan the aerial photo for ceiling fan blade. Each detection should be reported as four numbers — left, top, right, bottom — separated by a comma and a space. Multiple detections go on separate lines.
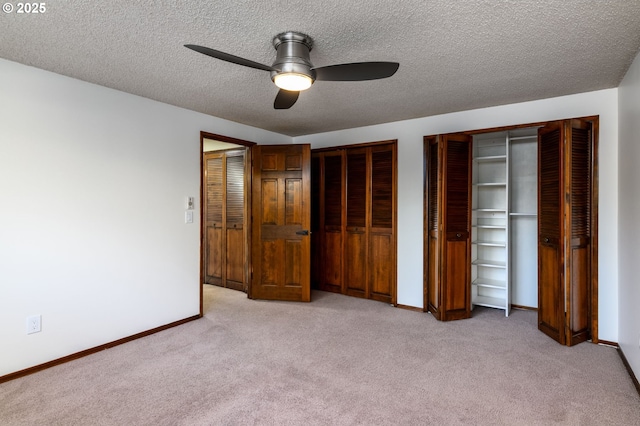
313, 62, 399, 81
184, 44, 275, 72
274, 89, 299, 109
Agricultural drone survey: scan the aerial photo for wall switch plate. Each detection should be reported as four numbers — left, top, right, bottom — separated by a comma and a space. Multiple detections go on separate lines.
27, 315, 41, 334
185, 211, 193, 224
185, 196, 195, 210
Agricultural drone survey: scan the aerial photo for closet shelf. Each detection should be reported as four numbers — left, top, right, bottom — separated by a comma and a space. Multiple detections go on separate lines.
474, 182, 506, 187
510, 212, 537, 216
472, 240, 507, 247
474, 155, 507, 162
472, 278, 507, 289
472, 259, 507, 268
474, 208, 506, 212
473, 224, 506, 229
509, 135, 537, 141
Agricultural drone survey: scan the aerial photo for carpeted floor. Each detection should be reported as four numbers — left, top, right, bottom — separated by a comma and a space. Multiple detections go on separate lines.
1, 285, 639, 425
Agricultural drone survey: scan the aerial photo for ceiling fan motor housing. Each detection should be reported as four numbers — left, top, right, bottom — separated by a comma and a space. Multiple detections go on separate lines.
271, 32, 316, 83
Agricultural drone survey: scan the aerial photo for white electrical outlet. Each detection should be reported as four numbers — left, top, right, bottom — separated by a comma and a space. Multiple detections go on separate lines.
27, 315, 41, 334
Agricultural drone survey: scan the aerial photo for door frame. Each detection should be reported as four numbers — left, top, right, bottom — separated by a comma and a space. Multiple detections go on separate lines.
199, 132, 256, 317
422, 116, 599, 343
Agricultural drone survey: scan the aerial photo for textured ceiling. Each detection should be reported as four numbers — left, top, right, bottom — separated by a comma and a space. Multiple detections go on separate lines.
2, 1, 640, 137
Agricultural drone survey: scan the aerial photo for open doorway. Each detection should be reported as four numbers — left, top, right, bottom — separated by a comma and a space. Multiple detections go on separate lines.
200, 132, 255, 316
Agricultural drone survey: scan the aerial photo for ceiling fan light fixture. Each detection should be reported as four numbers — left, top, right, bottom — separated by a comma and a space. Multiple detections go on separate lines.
273, 72, 313, 91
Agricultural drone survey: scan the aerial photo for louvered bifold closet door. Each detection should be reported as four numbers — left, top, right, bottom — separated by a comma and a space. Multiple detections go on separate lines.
425, 137, 441, 317
538, 122, 564, 343
566, 119, 592, 345
369, 144, 396, 303
442, 134, 472, 320
538, 119, 593, 346
204, 153, 224, 285
225, 150, 246, 291
322, 151, 345, 293
345, 148, 368, 298
310, 154, 321, 288
424, 134, 471, 321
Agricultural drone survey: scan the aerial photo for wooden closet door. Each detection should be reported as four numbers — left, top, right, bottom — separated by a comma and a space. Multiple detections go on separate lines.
322, 151, 345, 293
225, 150, 245, 291
311, 154, 321, 289
345, 148, 368, 298
538, 122, 564, 342
312, 142, 397, 304
369, 144, 395, 303
203, 149, 246, 290
566, 119, 592, 345
425, 134, 472, 321
425, 137, 441, 317
204, 153, 224, 285
538, 119, 593, 346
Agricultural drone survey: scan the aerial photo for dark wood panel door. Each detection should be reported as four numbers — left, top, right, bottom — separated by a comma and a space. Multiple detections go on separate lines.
425, 133, 472, 321
538, 119, 593, 346
251, 144, 311, 302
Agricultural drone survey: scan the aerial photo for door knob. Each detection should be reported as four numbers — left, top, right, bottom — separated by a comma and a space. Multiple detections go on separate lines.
296, 230, 309, 236
456, 233, 461, 238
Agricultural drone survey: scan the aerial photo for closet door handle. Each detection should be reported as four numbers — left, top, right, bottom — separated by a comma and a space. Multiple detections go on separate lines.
296, 230, 309, 236
456, 233, 461, 238
544, 237, 549, 243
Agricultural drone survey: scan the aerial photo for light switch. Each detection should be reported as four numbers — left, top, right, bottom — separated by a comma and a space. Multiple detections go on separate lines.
185, 211, 193, 224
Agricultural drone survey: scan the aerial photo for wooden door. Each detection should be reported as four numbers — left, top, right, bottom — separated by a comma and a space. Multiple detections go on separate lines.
203, 149, 246, 291
538, 119, 593, 346
538, 122, 564, 342
314, 150, 345, 293
345, 147, 369, 298
225, 151, 246, 291
311, 153, 322, 289
368, 144, 396, 304
251, 144, 311, 301
425, 133, 472, 321
312, 142, 397, 304
204, 153, 224, 285
425, 137, 441, 316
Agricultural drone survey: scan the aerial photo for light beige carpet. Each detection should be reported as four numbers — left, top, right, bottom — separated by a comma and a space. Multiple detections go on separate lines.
1, 285, 639, 425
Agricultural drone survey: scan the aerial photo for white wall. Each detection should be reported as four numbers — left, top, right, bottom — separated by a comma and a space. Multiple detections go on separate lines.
618, 51, 640, 378
295, 89, 619, 342
0, 58, 290, 376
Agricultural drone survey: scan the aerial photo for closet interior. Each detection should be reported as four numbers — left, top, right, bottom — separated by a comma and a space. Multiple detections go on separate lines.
471, 127, 538, 316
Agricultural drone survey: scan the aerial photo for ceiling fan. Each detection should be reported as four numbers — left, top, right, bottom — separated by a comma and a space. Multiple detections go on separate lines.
185, 31, 399, 110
